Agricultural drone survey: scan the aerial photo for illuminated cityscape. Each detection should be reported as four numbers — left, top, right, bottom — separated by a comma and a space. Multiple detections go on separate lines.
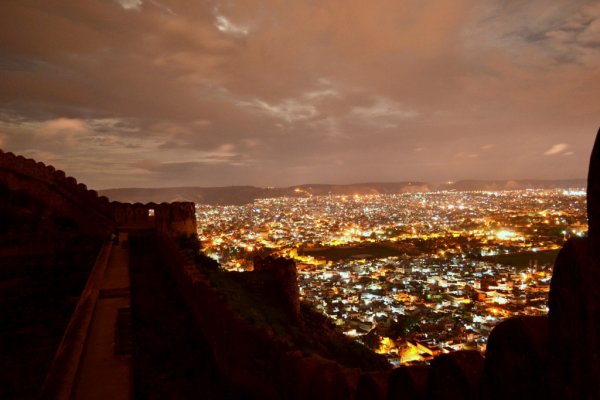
2, 0, 599, 396
197, 189, 587, 365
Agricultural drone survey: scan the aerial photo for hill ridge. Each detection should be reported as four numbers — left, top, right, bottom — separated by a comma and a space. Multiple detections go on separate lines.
99, 179, 586, 205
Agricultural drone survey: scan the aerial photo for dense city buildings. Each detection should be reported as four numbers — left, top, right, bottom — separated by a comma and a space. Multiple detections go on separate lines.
197, 189, 587, 365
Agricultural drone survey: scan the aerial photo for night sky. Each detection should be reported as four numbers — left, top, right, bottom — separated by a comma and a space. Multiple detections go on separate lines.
0, 1, 598, 189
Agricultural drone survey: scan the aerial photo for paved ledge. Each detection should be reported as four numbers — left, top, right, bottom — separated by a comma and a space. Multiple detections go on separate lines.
39, 233, 132, 400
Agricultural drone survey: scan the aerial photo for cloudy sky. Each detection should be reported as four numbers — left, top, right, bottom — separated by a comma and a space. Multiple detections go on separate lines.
0, 0, 599, 189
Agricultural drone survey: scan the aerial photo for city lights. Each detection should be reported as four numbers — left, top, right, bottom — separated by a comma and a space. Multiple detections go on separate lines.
197, 188, 587, 365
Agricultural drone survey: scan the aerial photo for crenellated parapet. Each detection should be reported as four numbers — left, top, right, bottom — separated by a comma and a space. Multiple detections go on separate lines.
0, 150, 113, 220
110, 201, 196, 237
0, 149, 115, 236
0, 149, 196, 238
0, 150, 106, 207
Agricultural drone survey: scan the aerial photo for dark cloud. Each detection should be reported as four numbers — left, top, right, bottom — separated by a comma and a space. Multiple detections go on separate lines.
0, 0, 598, 188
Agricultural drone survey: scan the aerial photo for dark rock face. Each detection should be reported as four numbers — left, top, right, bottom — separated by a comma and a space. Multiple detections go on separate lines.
588, 129, 600, 260
427, 351, 484, 400
546, 128, 600, 399
356, 370, 390, 400
306, 361, 353, 400
548, 231, 600, 394
548, 238, 593, 399
387, 365, 428, 400
484, 316, 550, 400
482, 128, 599, 400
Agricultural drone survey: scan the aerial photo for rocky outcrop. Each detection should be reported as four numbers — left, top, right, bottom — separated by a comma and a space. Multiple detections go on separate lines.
356, 370, 390, 400
589, 129, 600, 261
428, 351, 484, 400
547, 128, 600, 399
483, 128, 600, 400
387, 365, 428, 400
483, 316, 550, 399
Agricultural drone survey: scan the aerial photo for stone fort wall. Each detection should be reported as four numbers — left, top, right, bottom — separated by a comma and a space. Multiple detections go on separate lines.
111, 201, 196, 237
0, 149, 196, 238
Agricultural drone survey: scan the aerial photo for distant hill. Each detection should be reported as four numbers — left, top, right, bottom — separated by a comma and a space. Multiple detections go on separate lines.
439, 179, 586, 192
99, 179, 586, 205
99, 182, 431, 205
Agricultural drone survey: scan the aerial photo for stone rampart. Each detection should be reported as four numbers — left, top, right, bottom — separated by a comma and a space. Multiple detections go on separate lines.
156, 234, 488, 399
0, 149, 111, 214
0, 149, 196, 238
110, 201, 196, 237
0, 149, 113, 235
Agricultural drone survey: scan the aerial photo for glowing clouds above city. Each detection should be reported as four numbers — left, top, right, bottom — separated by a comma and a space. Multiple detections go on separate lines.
0, 1, 599, 188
